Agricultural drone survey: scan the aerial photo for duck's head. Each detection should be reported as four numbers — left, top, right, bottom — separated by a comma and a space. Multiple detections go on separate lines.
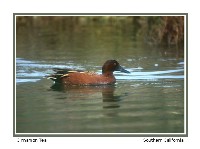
102, 60, 130, 74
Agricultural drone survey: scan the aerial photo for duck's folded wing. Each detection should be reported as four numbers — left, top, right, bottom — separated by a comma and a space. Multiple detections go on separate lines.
52, 68, 84, 74
46, 68, 85, 83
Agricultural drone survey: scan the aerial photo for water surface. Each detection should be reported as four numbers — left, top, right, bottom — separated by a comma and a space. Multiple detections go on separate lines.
16, 21, 184, 134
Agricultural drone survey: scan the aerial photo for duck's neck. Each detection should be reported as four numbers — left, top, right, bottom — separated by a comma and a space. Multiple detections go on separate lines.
102, 72, 114, 77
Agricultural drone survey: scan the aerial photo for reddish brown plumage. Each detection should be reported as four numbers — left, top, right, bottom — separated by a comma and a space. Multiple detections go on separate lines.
47, 60, 130, 86
61, 72, 116, 85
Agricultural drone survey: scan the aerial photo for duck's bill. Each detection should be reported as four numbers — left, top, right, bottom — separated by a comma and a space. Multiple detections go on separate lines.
118, 66, 130, 73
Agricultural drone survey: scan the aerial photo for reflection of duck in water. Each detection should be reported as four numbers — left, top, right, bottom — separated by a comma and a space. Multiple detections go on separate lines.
101, 86, 121, 109
46, 60, 130, 86
50, 83, 127, 109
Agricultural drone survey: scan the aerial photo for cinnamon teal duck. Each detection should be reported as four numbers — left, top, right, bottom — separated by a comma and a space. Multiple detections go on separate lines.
47, 60, 130, 85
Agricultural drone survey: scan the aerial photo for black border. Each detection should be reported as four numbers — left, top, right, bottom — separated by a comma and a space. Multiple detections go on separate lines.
14, 13, 188, 137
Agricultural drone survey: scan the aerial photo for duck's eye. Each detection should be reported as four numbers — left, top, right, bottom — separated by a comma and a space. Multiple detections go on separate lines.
113, 62, 117, 66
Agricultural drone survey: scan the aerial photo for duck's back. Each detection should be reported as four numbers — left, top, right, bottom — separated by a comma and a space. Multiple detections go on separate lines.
47, 69, 116, 85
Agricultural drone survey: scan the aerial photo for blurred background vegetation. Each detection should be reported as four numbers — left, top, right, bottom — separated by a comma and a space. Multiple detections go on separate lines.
16, 16, 184, 59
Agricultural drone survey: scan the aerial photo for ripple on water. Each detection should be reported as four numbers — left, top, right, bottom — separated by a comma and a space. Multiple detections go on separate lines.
16, 58, 184, 84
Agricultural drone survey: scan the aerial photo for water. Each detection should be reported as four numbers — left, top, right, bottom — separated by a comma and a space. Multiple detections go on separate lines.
16, 21, 184, 134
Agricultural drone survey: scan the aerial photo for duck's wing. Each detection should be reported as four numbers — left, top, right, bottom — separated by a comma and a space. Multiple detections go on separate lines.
46, 68, 85, 83
52, 68, 84, 74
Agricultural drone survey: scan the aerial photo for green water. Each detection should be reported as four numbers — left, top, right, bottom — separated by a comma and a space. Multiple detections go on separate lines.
15, 19, 184, 134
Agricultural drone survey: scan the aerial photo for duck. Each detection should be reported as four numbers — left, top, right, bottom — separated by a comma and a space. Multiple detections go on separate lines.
47, 60, 130, 85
